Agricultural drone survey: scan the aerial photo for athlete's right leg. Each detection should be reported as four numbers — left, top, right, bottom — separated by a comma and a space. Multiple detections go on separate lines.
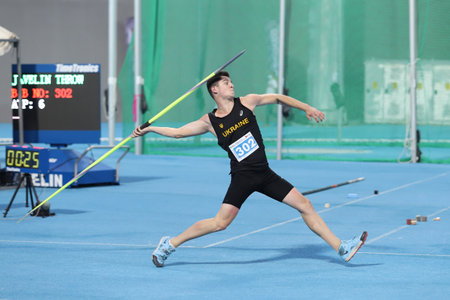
153, 173, 249, 267
152, 204, 239, 267
170, 203, 239, 248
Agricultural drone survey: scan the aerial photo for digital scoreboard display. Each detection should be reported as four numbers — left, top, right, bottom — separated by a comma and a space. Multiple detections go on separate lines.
11, 64, 101, 145
5, 145, 49, 173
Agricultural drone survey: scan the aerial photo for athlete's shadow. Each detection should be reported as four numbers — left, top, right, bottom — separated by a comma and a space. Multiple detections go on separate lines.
166, 244, 382, 268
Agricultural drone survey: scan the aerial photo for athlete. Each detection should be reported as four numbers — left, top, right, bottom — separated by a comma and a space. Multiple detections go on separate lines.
133, 71, 367, 267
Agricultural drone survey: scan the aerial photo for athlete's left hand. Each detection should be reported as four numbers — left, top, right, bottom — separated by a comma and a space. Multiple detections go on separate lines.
306, 106, 325, 123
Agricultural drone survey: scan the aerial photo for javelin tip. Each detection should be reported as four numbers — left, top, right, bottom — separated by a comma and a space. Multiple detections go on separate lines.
215, 49, 247, 73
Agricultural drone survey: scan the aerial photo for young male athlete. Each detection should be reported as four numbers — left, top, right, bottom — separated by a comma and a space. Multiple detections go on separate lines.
133, 71, 367, 267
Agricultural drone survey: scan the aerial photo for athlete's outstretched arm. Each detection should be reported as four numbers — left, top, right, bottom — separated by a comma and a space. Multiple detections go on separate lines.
241, 93, 325, 123
133, 114, 215, 138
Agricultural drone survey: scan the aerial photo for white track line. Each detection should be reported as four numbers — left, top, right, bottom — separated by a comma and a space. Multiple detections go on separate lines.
203, 172, 449, 248
366, 205, 450, 245
203, 217, 300, 248
359, 251, 450, 258
365, 226, 409, 245
0, 239, 201, 249
0, 239, 149, 248
321, 171, 448, 214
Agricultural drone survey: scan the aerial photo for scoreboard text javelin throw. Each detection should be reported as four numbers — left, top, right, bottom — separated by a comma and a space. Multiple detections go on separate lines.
11, 64, 99, 112
11, 63, 101, 145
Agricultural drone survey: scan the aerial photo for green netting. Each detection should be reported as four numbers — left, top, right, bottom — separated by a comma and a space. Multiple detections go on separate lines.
118, 0, 450, 163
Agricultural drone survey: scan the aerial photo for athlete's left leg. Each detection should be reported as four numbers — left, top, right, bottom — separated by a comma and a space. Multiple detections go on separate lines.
282, 188, 341, 251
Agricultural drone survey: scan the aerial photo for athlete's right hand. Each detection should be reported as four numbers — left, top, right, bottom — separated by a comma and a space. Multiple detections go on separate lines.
132, 126, 148, 137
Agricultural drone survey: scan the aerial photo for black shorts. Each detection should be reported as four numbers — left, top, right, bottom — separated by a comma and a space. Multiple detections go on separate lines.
223, 168, 294, 209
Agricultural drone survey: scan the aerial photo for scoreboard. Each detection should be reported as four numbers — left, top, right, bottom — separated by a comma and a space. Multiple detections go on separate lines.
11, 64, 101, 145
5, 145, 49, 173
7, 64, 120, 188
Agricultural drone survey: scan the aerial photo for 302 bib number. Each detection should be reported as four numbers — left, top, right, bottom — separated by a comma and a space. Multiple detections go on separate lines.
229, 132, 259, 162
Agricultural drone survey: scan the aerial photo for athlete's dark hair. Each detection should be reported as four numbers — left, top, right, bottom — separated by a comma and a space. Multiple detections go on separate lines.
206, 71, 230, 98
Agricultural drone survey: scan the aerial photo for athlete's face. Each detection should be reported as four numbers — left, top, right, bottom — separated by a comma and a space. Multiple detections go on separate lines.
214, 76, 235, 99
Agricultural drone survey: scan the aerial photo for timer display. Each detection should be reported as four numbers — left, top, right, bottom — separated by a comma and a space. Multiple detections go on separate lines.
11, 64, 101, 145
5, 146, 49, 173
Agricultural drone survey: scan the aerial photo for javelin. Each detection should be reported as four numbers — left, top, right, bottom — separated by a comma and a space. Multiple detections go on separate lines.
301, 177, 365, 195
18, 49, 246, 223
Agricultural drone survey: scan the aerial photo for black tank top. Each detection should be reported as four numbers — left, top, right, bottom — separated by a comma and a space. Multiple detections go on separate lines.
208, 97, 268, 173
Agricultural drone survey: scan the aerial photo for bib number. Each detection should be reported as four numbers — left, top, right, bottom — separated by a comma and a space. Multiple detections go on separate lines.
229, 132, 259, 162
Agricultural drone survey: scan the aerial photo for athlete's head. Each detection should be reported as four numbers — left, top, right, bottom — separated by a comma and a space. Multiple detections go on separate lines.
207, 71, 230, 98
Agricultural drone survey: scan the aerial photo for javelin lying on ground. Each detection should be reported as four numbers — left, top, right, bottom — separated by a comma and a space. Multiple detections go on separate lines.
18, 49, 247, 223
301, 177, 365, 195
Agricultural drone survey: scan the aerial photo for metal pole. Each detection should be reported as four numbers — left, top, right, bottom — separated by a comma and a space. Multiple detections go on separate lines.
276, 0, 286, 160
134, 0, 143, 154
409, 0, 417, 163
16, 40, 24, 146
108, 0, 117, 146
